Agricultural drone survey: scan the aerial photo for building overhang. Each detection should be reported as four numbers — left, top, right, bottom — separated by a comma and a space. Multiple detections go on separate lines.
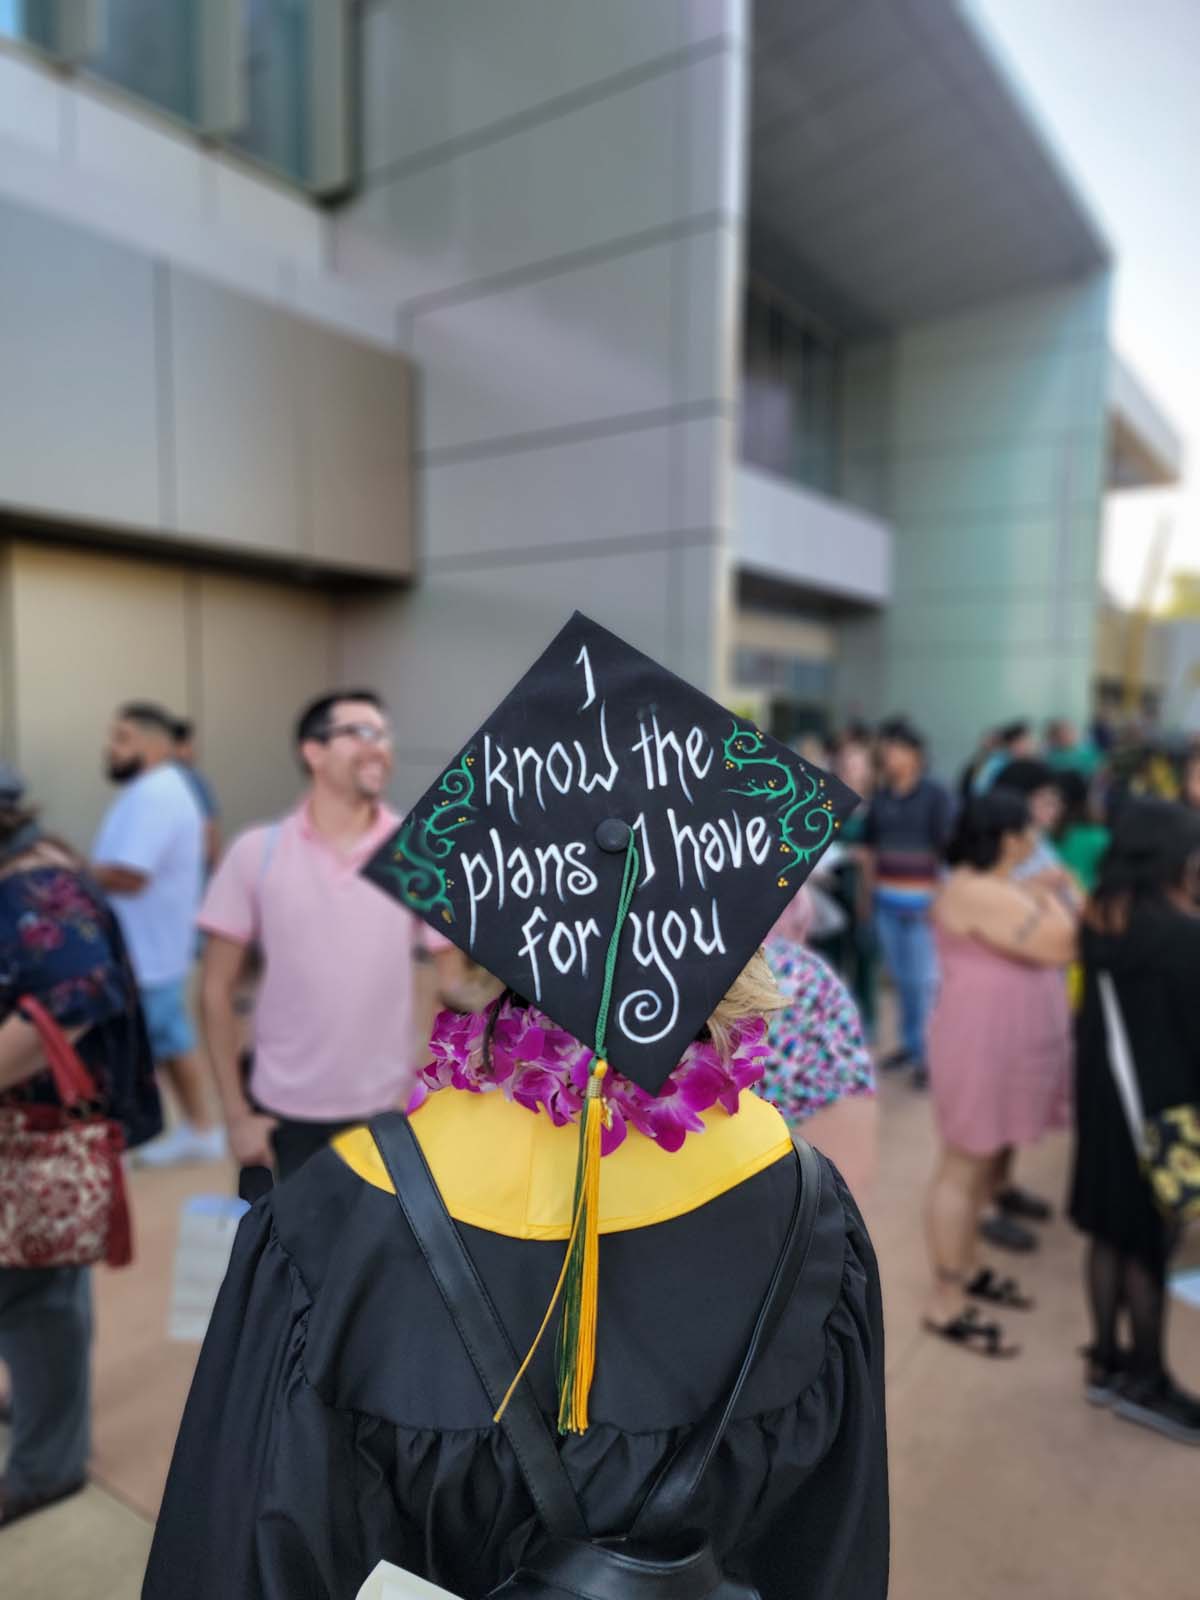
1107, 354, 1183, 490
733, 465, 893, 610
749, 0, 1111, 333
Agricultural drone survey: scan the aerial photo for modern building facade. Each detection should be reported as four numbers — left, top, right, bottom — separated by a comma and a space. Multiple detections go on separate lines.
731, 0, 1181, 765
0, 0, 1182, 849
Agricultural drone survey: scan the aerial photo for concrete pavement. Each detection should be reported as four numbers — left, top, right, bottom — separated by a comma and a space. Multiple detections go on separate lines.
4, 1072, 1199, 1598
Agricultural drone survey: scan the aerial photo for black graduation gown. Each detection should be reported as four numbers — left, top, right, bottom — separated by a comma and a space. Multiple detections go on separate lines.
143, 1113, 888, 1599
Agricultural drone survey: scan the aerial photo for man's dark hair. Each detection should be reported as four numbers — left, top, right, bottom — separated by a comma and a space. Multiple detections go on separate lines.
118, 701, 177, 737
294, 689, 385, 749
999, 720, 1031, 748
172, 717, 194, 746
878, 716, 924, 753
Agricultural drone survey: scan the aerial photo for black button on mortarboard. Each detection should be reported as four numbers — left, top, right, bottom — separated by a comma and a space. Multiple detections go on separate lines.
595, 818, 632, 854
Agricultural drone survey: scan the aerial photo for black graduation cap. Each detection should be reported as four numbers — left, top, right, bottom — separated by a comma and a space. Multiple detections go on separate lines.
363, 612, 858, 1095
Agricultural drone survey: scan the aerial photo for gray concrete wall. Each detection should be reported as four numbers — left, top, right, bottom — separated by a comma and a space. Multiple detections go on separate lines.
866, 275, 1112, 772
0, 44, 420, 577
333, 0, 749, 806
0, 194, 413, 577
0, 43, 394, 343
735, 465, 892, 605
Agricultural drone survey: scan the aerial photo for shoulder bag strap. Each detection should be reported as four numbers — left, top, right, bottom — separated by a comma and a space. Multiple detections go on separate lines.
629, 1137, 822, 1540
1097, 971, 1146, 1151
369, 1111, 590, 1542
16, 994, 99, 1105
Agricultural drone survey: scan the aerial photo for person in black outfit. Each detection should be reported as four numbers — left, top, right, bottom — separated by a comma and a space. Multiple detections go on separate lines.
1070, 797, 1200, 1443
144, 616, 887, 1598
142, 1022, 887, 1597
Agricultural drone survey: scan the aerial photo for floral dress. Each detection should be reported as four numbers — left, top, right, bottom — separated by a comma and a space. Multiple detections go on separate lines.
0, 865, 159, 1144
761, 935, 876, 1125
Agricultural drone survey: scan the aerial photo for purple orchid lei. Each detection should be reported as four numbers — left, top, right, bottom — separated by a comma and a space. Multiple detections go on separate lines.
408, 996, 771, 1156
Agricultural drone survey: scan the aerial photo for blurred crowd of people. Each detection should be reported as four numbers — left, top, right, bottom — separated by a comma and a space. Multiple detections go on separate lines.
2, 684, 1200, 1551
0, 690, 472, 1526
793, 710, 1200, 1442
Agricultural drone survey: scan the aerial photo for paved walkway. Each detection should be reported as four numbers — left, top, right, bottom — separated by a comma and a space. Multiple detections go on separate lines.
4, 1075, 1200, 1597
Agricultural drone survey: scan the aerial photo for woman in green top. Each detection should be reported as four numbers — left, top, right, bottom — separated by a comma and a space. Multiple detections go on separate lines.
1054, 770, 1110, 894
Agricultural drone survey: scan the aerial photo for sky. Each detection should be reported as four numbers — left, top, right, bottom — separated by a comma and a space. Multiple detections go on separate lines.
966, 0, 1200, 608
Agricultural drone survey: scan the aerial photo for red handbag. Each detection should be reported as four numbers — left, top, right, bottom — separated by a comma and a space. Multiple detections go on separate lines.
0, 996, 133, 1270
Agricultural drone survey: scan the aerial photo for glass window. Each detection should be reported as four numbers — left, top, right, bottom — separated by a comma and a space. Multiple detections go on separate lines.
732, 646, 831, 702
1, 0, 56, 52
228, 0, 310, 186
3, 0, 348, 193
85, 0, 200, 124
740, 283, 841, 496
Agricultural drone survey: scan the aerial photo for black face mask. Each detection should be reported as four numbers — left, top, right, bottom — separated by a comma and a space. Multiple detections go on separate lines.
106, 756, 144, 785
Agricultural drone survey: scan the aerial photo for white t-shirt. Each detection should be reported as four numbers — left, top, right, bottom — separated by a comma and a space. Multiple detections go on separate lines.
93, 763, 204, 986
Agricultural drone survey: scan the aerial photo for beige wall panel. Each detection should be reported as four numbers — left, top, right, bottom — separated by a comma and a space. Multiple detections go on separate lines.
194, 573, 337, 834
169, 269, 305, 560
9, 544, 189, 850
298, 323, 413, 576
0, 197, 161, 532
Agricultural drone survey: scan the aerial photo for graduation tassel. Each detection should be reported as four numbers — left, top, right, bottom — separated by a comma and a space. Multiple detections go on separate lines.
493, 831, 640, 1435
555, 833, 638, 1433
555, 1057, 608, 1432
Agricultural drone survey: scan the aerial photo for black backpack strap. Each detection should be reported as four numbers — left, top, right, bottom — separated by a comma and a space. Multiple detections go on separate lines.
369, 1112, 590, 1542
630, 1137, 823, 1540
370, 1113, 821, 1548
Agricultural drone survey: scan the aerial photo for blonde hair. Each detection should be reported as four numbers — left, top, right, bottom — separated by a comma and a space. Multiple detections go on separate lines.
707, 948, 783, 1060
470, 950, 783, 1066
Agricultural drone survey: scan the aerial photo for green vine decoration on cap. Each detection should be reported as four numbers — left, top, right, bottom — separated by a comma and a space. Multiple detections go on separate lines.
379, 749, 476, 923
722, 723, 838, 889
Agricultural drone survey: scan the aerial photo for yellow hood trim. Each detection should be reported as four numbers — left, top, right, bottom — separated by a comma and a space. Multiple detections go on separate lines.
333, 1088, 792, 1241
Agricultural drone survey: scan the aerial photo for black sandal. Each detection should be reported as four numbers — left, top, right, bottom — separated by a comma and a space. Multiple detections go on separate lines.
922, 1306, 1020, 1358
997, 1185, 1053, 1223
967, 1267, 1035, 1311
979, 1212, 1039, 1253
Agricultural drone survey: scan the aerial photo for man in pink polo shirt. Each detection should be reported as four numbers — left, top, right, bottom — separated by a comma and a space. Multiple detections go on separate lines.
198, 689, 461, 1181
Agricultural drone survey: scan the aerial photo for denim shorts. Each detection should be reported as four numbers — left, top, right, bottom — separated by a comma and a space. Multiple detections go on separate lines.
139, 979, 197, 1062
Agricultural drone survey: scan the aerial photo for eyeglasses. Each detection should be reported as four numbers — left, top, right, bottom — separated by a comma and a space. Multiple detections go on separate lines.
318, 721, 394, 747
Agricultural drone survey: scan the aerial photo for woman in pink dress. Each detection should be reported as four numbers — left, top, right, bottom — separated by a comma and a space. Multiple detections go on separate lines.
923, 790, 1077, 1357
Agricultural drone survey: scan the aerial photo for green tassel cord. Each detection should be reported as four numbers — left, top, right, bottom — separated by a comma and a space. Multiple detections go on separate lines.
493, 831, 641, 1435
